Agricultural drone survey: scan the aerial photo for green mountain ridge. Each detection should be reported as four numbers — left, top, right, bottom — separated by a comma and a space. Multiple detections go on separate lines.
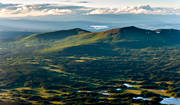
22, 28, 90, 41
12, 26, 180, 55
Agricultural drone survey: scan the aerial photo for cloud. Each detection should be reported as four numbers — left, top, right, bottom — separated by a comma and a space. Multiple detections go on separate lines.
0, 3, 179, 18
86, 5, 180, 15
90, 25, 109, 30
78, 1, 89, 3
0, 3, 17, 8
0, 3, 73, 17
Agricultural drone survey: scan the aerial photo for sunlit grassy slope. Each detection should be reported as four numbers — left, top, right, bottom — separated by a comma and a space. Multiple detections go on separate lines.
13, 26, 180, 55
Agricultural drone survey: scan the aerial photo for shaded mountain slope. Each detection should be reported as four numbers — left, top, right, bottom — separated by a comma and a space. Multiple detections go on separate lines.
22, 28, 90, 41
11, 26, 180, 55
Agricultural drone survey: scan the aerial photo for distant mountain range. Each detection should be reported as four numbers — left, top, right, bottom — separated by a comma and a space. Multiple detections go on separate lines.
5, 26, 179, 56
0, 31, 36, 39
1, 16, 180, 32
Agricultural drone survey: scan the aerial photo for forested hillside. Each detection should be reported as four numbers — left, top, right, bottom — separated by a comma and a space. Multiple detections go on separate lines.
0, 26, 179, 105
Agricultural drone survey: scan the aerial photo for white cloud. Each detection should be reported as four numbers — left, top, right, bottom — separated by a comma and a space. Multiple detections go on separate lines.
90, 25, 109, 30
0, 3, 72, 17
0, 3, 179, 18
86, 5, 180, 15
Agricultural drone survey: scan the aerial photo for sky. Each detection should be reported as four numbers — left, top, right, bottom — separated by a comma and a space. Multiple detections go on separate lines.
0, 0, 180, 18
1, 0, 180, 8
0, 0, 180, 31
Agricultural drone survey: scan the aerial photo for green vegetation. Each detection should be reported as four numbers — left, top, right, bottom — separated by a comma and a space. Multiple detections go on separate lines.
0, 26, 179, 104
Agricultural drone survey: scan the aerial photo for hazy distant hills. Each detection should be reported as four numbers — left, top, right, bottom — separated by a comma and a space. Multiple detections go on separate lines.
1, 15, 180, 32
0, 31, 36, 39
8, 26, 179, 56
0, 18, 110, 32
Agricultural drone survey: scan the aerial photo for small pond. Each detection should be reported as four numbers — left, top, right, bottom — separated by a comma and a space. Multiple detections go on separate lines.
133, 97, 151, 101
160, 97, 180, 105
123, 83, 135, 87
116, 88, 122, 91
